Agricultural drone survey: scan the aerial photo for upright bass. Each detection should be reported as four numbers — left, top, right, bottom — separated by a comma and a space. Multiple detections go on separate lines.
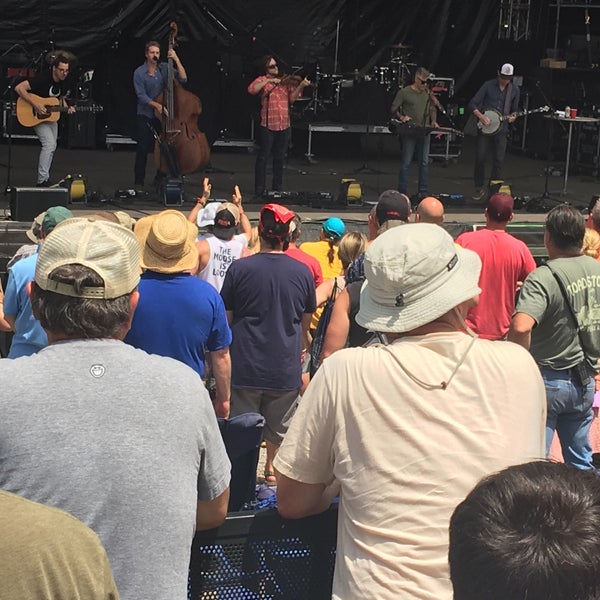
153, 22, 210, 176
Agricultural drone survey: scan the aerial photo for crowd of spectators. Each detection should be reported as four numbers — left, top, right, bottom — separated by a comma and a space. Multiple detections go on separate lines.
1, 189, 600, 599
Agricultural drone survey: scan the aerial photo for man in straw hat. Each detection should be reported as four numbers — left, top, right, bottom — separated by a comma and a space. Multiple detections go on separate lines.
125, 209, 232, 417
0, 217, 230, 600
274, 223, 545, 599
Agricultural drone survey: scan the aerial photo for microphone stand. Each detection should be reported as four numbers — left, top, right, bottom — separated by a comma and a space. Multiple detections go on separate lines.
2, 48, 44, 195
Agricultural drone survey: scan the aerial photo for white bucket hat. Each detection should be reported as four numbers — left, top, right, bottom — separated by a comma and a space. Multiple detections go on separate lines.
356, 223, 482, 333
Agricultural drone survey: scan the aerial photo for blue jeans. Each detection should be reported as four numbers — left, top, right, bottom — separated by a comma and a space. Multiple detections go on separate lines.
33, 120, 58, 184
541, 366, 594, 470
398, 134, 430, 195
254, 126, 290, 196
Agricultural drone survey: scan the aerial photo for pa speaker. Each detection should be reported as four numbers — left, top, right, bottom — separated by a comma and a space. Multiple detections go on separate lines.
10, 187, 69, 222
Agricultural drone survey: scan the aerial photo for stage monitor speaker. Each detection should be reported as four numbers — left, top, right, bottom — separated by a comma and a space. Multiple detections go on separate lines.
10, 187, 69, 222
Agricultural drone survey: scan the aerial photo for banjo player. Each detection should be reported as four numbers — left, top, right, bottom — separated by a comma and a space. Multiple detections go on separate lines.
469, 63, 520, 202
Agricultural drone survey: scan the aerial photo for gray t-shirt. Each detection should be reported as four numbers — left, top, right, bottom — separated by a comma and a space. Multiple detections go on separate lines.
516, 255, 600, 369
0, 338, 230, 600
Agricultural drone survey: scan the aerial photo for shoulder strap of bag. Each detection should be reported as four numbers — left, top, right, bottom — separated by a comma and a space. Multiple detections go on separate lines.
544, 262, 590, 362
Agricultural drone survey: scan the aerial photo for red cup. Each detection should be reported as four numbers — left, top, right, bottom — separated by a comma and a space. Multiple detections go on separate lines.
570, 108, 578, 119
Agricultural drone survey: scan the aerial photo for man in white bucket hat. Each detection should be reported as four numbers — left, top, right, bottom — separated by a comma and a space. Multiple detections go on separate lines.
275, 223, 546, 600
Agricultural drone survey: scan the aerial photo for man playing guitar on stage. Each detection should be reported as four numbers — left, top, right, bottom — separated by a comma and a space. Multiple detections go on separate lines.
469, 63, 519, 201
14, 53, 75, 187
390, 66, 438, 201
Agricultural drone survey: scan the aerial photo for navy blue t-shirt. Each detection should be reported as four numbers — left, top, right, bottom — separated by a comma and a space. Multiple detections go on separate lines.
124, 272, 232, 378
220, 252, 316, 391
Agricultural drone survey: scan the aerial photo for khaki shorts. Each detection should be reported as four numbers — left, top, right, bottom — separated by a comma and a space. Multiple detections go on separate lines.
230, 387, 299, 445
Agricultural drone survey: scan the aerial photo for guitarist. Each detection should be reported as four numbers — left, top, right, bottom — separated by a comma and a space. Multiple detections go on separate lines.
468, 63, 520, 202
14, 53, 75, 187
390, 66, 438, 201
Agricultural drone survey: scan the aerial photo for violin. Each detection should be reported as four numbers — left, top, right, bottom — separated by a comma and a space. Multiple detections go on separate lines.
273, 73, 313, 88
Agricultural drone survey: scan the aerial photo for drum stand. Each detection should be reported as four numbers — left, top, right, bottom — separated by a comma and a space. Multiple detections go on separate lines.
302, 66, 328, 117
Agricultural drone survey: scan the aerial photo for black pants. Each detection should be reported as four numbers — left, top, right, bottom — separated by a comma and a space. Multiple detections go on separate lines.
134, 115, 161, 186
473, 131, 508, 188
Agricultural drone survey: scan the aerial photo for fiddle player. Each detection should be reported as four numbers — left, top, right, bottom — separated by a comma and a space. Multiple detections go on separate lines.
468, 63, 519, 202
390, 66, 438, 202
14, 53, 76, 187
133, 40, 187, 191
248, 55, 310, 199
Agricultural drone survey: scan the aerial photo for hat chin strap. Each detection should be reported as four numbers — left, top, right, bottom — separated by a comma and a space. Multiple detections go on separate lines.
452, 306, 478, 339
380, 307, 478, 391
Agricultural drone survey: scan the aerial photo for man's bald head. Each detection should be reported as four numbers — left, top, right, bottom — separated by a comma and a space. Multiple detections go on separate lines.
415, 196, 445, 225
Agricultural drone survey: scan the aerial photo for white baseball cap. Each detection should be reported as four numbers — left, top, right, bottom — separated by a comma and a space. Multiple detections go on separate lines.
197, 202, 223, 228
500, 63, 514, 76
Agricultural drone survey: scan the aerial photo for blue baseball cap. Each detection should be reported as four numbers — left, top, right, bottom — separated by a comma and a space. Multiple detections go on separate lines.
322, 217, 345, 240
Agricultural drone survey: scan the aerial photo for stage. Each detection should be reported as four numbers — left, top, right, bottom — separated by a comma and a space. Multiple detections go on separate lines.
0, 128, 597, 228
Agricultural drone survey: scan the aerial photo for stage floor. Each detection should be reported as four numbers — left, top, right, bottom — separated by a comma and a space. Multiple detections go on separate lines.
0, 130, 598, 224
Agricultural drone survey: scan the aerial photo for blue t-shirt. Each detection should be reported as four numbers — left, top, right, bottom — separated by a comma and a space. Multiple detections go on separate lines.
220, 253, 316, 391
3, 251, 47, 358
124, 272, 231, 378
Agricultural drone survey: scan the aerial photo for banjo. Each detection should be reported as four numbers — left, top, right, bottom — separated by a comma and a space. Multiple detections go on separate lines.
477, 105, 550, 135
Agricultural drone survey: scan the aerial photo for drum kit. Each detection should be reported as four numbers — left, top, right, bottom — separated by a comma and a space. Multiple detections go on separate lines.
300, 43, 415, 118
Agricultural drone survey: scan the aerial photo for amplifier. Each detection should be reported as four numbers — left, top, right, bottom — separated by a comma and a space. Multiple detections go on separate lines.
2, 103, 37, 139
10, 187, 70, 222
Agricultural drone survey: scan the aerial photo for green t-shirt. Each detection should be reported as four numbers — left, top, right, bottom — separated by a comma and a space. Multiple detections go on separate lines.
390, 85, 433, 126
516, 255, 600, 369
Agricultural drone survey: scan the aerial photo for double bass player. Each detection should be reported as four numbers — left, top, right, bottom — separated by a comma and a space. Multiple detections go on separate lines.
133, 40, 187, 191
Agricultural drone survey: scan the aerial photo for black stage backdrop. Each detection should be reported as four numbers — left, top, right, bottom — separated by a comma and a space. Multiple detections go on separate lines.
0, 0, 592, 139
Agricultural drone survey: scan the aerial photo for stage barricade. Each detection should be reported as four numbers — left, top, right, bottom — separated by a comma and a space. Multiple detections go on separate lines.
189, 505, 338, 600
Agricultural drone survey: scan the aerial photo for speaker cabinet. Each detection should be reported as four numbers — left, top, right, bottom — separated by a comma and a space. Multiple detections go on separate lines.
60, 110, 97, 149
10, 187, 69, 222
2, 104, 37, 139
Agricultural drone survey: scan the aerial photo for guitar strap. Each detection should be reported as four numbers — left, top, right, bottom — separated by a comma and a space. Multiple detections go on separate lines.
503, 82, 513, 116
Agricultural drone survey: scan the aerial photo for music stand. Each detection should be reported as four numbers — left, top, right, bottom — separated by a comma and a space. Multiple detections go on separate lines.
352, 82, 387, 175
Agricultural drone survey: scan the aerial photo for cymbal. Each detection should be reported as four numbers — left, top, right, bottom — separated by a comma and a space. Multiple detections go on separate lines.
45, 49, 77, 65
389, 43, 411, 49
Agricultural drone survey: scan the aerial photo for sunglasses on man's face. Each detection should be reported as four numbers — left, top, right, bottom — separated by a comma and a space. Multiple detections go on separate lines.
417, 77, 429, 84
268, 63, 277, 68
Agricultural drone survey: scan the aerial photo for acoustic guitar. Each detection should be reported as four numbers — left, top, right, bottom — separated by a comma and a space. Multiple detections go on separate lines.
16, 94, 103, 127
477, 105, 549, 135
